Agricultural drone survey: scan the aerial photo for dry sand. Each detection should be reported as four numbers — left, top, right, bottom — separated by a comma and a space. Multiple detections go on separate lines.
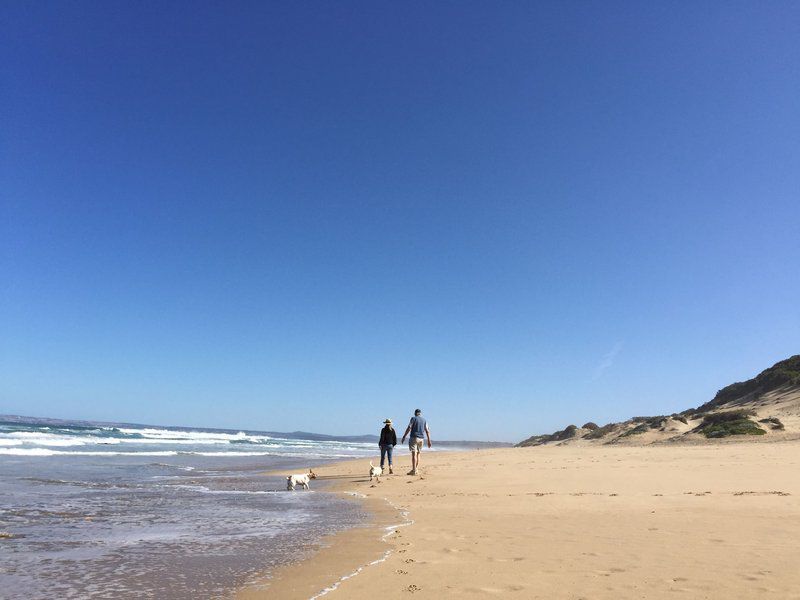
238, 442, 800, 599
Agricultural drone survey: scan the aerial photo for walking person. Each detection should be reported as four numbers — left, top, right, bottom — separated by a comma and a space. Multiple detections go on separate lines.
401, 408, 431, 476
379, 419, 397, 474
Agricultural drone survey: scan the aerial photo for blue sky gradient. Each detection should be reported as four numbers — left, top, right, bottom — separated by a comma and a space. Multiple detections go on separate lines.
2, 2, 799, 441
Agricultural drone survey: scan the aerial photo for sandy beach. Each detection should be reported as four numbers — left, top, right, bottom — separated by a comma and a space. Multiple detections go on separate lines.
239, 441, 800, 599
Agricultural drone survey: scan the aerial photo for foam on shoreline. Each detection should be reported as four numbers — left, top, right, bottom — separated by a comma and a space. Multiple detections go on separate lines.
308, 497, 414, 600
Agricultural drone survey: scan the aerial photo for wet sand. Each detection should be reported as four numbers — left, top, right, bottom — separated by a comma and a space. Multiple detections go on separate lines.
238, 442, 800, 599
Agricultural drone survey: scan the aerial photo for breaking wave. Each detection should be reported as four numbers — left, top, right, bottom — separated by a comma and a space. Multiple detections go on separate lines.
0, 421, 376, 459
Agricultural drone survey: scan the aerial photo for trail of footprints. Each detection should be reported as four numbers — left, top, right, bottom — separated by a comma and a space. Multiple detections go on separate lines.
391, 530, 422, 593
497, 490, 794, 498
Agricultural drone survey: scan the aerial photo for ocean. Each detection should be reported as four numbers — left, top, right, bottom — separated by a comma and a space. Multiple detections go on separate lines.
0, 420, 384, 599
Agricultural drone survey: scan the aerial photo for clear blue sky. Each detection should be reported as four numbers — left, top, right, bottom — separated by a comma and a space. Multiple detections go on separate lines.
2, 2, 798, 442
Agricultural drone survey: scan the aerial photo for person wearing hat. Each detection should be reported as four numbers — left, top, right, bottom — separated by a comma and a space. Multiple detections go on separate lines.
378, 418, 397, 474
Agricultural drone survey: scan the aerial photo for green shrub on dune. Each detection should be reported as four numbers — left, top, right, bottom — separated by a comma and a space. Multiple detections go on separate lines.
759, 417, 785, 430
583, 423, 616, 439
694, 410, 765, 438
620, 423, 650, 437
516, 424, 580, 447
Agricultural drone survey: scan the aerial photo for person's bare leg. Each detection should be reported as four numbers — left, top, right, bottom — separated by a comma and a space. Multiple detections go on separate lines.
409, 450, 418, 475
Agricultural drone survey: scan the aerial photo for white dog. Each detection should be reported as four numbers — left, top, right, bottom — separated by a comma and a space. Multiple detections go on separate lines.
286, 469, 317, 491
369, 461, 382, 482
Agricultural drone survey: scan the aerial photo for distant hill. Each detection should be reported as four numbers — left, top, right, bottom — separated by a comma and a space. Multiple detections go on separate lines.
517, 354, 800, 447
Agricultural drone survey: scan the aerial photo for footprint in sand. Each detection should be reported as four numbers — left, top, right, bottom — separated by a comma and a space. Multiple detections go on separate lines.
466, 585, 526, 594
405, 584, 421, 593
396, 569, 409, 575
596, 568, 626, 577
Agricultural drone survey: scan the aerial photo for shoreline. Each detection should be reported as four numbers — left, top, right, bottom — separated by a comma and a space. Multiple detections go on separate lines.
236, 454, 424, 599
240, 442, 800, 599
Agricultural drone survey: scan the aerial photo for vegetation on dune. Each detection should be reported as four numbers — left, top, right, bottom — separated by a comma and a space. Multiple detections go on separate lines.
619, 415, 670, 437
582, 422, 599, 431
634, 416, 668, 428
583, 423, 616, 439
695, 355, 800, 413
759, 417, 785, 430
515, 434, 550, 447
700, 419, 765, 438
517, 424, 580, 447
620, 423, 650, 437
556, 425, 579, 440
693, 410, 765, 438
694, 409, 752, 424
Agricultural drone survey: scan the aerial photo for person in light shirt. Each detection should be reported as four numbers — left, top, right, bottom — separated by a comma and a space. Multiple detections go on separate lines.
401, 408, 431, 476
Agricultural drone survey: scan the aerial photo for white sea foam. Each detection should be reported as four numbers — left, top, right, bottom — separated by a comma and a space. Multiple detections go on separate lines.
2, 432, 99, 446
117, 428, 275, 444
0, 422, 376, 459
307, 494, 414, 600
172, 484, 283, 495
0, 448, 180, 457
0, 448, 369, 458
0, 431, 261, 446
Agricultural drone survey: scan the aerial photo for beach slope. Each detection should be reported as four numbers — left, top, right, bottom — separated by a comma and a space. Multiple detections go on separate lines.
242, 442, 800, 599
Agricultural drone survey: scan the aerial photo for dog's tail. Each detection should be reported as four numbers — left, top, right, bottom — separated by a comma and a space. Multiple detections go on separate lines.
369, 461, 375, 468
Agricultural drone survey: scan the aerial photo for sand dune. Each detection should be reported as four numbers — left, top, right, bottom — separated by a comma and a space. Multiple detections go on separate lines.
238, 441, 800, 599
518, 384, 800, 447
518, 356, 800, 447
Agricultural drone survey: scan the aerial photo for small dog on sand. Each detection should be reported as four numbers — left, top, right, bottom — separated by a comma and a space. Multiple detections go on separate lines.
369, 461, 383, 482
286, 469, 317, 491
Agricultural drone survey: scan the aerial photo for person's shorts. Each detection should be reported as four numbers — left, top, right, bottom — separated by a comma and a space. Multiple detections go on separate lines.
409, 438, 424, 454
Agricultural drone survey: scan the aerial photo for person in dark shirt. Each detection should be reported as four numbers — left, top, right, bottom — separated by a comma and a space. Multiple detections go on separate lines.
378, 418, 397, 474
